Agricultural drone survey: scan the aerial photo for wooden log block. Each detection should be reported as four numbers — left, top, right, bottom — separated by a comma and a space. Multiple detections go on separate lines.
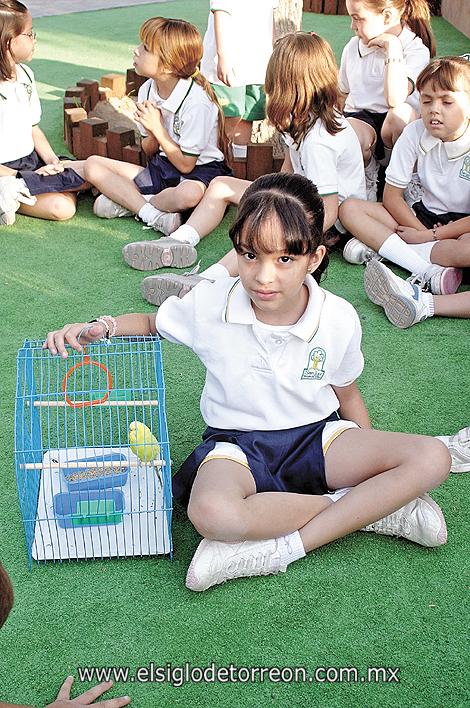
98, 86, 111, 101
77, 79, 100, 110
122, 143, 144, 166
101, 73, 126, 99
92, 135, 108, 157
126, 68, 147, 97
337, 0, 348, 13
246, 143, 274, 181
65, 86, 87, 110
72, 126, 81, 159
323, 0, 338, 13
79, 118, 109, 158
232, 158, 247, 180
64, 106, 87, 150
106, 127, 135, 161
306, 0, 323, 11
273, 157, 284, 173
64, 96, 82, 111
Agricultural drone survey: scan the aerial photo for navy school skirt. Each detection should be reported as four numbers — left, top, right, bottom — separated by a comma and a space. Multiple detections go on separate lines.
134, 154, 232, 195
412, 200, 469, 229
5, 150, 85, 196
172, 413, 339, 508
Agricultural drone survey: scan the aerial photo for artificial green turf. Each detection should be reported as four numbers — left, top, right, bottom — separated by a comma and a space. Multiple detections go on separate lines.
0, 2, 469, 706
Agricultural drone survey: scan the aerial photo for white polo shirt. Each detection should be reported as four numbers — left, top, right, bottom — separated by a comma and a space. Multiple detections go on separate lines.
156, 276, 364, 431
201, 0, 278, 87
137, 77, 224, 165
339, 26, 429, 114
0, 64, 41, 164
284, 116, 366, 203
386, 119, 470, 215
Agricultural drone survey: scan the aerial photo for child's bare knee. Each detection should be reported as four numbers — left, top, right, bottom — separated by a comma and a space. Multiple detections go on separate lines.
84, 155, 103, 180
417, 438, 451, 489
181, 183, 204, 209
48, 196, 76, 221
188, 494, 242, 540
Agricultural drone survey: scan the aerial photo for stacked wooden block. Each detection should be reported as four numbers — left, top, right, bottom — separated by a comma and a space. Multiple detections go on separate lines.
63, 69, 283, 179
303, 0, 347, 13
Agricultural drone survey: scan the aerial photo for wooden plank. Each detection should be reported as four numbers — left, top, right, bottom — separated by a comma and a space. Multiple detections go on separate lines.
77, 79, 100, 110
337, 0, 348, 13
122, 143, 144, 166
72, 126, 81, 159
101, 73, 126, 98
246, 143, 274, 181
92, 135, 108, 157
79, 118, 109, 159
232, 158, 247, 180
106, 127, 135, 161
323, 0, 338, 14
64, 107, 87, 150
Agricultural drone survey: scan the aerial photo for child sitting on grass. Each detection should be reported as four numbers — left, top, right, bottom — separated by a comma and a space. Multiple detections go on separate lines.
44, 173, 450, 593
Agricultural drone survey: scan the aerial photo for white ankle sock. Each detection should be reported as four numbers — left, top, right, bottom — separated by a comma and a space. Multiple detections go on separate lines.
201, 263, 230, 280
378, 233, 431, 276
171, 224, 200, 247
279, 530, 305, 567
323, 487, 351, 503
138, 202, 163, 225
232, 143, 247, 158
423, 292, 435, 316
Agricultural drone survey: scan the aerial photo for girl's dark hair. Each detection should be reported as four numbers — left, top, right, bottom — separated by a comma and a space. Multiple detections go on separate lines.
0, 0, 28, 80
0, 562, 14, 629
229, 172, 328, 283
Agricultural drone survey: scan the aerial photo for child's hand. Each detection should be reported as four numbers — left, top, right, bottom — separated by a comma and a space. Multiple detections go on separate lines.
216, 54, 236, 87
35, 160, 64, 176
396, 225, 434, 243
134, 100, 163, 135
43, 322, 106, 358
368, 33, 402, 57
46, 676, 131, 707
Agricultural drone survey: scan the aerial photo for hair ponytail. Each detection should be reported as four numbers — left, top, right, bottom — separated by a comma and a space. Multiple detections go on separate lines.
192, 70, 232, 165
402, 0, 436, 56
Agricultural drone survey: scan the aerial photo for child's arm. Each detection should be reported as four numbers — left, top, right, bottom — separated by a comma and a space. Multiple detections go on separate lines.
332, 382, 371, 429
383, 183, 425, 230
322, 195, 339, 233
31, 125, 63, 173
397, 216, 470, 243
368, 34, 409, 107
0, 164, 19, 176
280, 150, 294, 174
44, 313, 157, 359
141, 134, 159, 159
135, 102, 197, 174
213, 9, 235, 86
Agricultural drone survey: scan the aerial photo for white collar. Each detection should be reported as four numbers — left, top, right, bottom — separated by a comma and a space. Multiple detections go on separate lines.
419, 120, 470, 160
152, 78, 193, 114
358, 24, 416, 58
222, 276, 326, 343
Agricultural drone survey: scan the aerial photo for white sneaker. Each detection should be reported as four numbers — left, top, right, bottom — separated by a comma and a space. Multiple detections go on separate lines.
343, 237, 379, 264
146, 211, 182, 236
404, 172, 424, 208
364, 259, 431, 328
185, 537, 287, 592
93, 194, 132, 218
365, 157, 379, 202
445, 426, 470, 473
0, 175, 36, 225
123, 237, 197, 272
362, 494, 447, 547
420, 265, 463, 296
141, 267, 205, 305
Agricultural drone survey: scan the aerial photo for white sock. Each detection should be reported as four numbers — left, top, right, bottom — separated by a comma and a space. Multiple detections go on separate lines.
138, 202, 163, 225
232, 143, 247, 159
279, 530, 305, 567
200, 263, 230, 280
378, 233, 432, 276
143, 194, 156, 202
423, 292, 435, 316
170, 224, 200, 247
323, 487, 351, 503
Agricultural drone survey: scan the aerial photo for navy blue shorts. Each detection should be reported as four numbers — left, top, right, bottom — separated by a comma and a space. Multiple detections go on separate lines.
172, 413, 339, 508
344, 109, 387, 160
134, 154, 232, 196
412, 200, 469, 229
4, 150, 85, 196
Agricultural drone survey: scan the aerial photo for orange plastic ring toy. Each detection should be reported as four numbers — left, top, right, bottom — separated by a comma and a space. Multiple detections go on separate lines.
62, 347, 113, 408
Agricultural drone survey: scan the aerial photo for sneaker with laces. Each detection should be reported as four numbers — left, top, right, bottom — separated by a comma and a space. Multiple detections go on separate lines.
446, 426, 470, 473
364, 259, 430, 328
185, 537, 287, 591
361, 494, 447, 547
146, 210, 182, 236
343, 237, 379, 264
93, 194, 132, 218
365, 157, 379, 202
421, 265, 462, 296
141, 269, 206, 305
123, 238, 197, 271
0, 175, 36, 225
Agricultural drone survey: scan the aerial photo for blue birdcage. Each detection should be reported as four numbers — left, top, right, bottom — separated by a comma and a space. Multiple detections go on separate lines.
15, 336, 172, 568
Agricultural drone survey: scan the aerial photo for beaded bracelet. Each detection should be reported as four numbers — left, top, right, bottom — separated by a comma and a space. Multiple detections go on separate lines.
88, 316, 117, 339
432, 226, 438, 241
384, 57, 403, 65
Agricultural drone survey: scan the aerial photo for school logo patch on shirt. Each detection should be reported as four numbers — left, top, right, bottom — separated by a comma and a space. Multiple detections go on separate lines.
459, 156, 470, 181
302, 347, 326, 380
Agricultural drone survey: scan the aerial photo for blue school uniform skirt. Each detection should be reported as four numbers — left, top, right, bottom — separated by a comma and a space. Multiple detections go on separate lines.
4, 150, 85, 195
173, 413, 339, 508
134, 154, 232, 195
